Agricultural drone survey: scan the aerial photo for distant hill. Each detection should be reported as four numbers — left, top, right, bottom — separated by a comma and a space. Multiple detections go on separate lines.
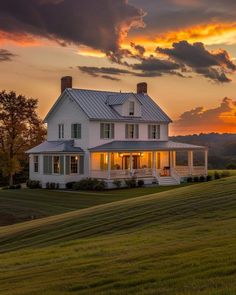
171, 133, 236, 169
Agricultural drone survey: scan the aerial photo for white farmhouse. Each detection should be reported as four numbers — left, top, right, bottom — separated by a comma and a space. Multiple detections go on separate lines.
27, 77, 208, 188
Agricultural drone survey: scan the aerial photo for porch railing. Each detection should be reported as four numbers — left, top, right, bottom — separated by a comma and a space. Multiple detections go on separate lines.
175, 165, 206, 176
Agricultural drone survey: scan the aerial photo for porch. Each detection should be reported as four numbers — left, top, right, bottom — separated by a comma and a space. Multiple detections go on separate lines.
90, 149, 208, 182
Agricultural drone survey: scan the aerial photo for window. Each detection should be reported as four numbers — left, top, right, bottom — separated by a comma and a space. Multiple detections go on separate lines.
126, 124, 139, 139
70, 156, 78, 174
34, 156, 39, 173
100, 123, 115, 139
58, 124, 64, 139
148, 125, 160, 139
129, 101, 135, 116
53, 156, 60, 174
71, 123, 81, 139
65, 156, 84, 175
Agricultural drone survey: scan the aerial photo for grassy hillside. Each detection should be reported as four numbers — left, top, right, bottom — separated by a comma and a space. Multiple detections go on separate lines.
0, 185, 180, 226
0, 177, 236, 295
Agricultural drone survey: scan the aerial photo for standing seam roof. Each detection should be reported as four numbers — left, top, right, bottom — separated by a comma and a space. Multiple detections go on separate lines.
66, 88, 172, 123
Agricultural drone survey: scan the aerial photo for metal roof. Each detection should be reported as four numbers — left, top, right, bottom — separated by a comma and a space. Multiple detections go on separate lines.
107, 93, 143, 106
89, 141, 206, 152
26, 141, 84, 154
64, 88, 172, 123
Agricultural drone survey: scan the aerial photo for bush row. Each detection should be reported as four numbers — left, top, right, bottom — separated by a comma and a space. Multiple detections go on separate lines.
26, 180, 41, 189
66, 178, 106, 191
113, 178, 144, 189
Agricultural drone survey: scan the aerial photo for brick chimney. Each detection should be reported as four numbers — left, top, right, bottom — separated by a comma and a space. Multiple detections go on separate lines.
137, 82, 147, 94
61, 76, 72, 93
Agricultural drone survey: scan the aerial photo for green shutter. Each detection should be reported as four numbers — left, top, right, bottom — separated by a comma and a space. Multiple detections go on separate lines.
135, 124, 139, 139
148, 125, 151, 139
125, 124, 129, 139
79, 155, 84, 174
43, 156, 48, 174
100, 154, 105, 170
71, 124, 74, 138
78, 124, 81, 139
60, 156, 64, 175
48, 156, 52, 174
66, 156, 70, 175
111, 123, 114, 139
100, 123, 104, 139
157, 125, 160, 139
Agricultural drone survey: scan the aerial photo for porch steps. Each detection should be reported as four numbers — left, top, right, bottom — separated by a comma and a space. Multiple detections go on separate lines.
158, 176, 180, 186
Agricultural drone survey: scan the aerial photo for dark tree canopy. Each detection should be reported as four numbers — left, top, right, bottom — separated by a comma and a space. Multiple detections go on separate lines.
0, 90, 46, 185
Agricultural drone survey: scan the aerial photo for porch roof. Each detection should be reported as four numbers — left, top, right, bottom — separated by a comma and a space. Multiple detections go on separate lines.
26, 140, 85, 154
89, 140, 207, 152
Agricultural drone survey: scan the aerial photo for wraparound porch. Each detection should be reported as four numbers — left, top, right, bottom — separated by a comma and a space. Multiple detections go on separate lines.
90, 150, 208, 182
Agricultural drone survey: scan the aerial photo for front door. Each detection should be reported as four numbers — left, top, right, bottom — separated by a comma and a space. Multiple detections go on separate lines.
122, 155, 140, 170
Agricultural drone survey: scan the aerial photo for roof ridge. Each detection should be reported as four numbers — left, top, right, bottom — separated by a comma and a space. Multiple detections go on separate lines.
68, 88, 133, 94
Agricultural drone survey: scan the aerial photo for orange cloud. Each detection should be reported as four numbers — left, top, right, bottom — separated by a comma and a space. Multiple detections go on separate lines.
0, 31, 43, 47
122, 22, 236, 56
172, 98, 236, 135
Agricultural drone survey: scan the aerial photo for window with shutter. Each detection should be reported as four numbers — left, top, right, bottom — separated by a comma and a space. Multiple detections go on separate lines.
71, 124, 81, 139
125, 124, 138, 139
148, 125, 161, 139
100, 123, 115, 139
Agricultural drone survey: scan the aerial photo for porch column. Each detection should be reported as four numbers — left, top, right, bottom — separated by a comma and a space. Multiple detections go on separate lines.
173, 151, 176, 168
130, 153, 133, 176
152, 152, 157, 177
107, 152, 111, 180
188, 150, 193, 175
204, 150, 208, 175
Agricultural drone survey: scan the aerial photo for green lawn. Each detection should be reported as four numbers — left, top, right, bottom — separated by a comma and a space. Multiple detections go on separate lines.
0, 185, 185, 226
0, 177, 236, 295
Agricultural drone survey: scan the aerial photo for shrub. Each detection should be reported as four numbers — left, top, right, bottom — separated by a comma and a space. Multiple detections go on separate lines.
137, 179, 144, 187
93, 180, 106, 191
214, 171, 221, 180
221, 170, 231, 178
187, 177, 193, 183
49, 183, 56, 189
125, 177, 137, 188
199, 175, 205, 182
26, 180, 41, 189
226, 163, 236, 170
66, 182, 76, 189
72, 178, 106, 191
206, 175, 212, 181
193, 176, 199, 182
3, 184, 22, 190
113, 180, 122, 189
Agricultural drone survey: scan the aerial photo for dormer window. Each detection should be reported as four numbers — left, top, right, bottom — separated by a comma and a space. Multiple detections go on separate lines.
129, 101, 135, 116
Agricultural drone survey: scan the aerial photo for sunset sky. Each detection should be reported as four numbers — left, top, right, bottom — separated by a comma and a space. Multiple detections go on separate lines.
0, 0, 236, 135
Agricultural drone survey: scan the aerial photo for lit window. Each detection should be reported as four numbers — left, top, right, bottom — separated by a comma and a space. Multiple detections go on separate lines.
34, 156, 39, 173
53, 156, 60, 174
58, 124, 64, 139
71, 156, 78, 174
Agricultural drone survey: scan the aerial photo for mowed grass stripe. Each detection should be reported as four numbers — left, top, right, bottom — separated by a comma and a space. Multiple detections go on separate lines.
0, 177, 235, 253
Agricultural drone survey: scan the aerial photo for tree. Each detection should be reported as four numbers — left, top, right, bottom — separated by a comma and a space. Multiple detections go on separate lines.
0, 90, 46, 185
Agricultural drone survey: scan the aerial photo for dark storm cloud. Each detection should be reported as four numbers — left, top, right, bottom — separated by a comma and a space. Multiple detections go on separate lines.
0, 0, 144, 52
156, 41, 236, 82
78, 66, 135, 81
0, 49, 15, 62
130, 0, 236, 34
